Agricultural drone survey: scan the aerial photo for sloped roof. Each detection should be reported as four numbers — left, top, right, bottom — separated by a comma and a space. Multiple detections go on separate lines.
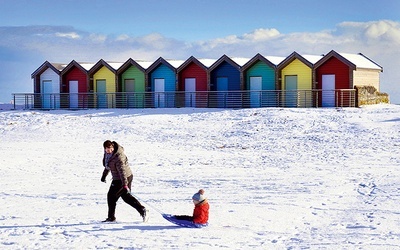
146, 57, 177, 73
31, 61, 64, 78
209, 55, 241, 71
60, 60, 89, 75
339, 53, 382, 71
242, 53, 279, 71
88, 59, 118, 75
177, 56, 212, 72
277, 52, 315, 70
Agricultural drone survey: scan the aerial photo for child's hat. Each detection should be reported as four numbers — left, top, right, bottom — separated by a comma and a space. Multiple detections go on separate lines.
192, 189, 206, 202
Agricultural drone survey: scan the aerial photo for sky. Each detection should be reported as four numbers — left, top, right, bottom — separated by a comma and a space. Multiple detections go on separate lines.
0, 0, 399, 103
1, 103, 399, 248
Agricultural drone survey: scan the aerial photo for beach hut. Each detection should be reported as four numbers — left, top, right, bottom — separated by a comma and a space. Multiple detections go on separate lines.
60, 60, 89, 109
208, 55, 245, 108
88, 60, 122, 108
242, 54, 285, 107
277, 52, 322, 107
31, 61, 65, 109
146, 57, 184, 108
177, 56, 216, 107
116, 58, 151, 108
314, 50, 383, 107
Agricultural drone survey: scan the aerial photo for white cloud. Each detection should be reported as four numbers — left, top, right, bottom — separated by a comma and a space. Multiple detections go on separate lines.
116, 34, 130, 41
242, 28, 281, 41
55, 32, 80, 39
337, 20, 400, 44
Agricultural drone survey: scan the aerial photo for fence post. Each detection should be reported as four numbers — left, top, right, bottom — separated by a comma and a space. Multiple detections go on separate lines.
354, 87, 359, 107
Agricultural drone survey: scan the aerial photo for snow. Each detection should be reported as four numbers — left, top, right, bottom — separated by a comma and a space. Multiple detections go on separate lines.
107, 62, 124, 70
197, 59, 218, 68
339, 53, 382, 71
1, 104, 400, 249
263, 55, 286, 66
78, 63, 96, 71
302, 54, 324, 64
164, 59, 186, 69
230, 57, 252, 67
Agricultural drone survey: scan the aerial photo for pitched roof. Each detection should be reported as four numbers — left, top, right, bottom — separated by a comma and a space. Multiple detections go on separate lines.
31, 61, 64, 78
60, 60, 89, 75
277, 52, 316, 70
242, 53, 285, 70
209, 55, 241, 71
88, 59, 119, 75
117, 58, 147, 74
339, 53, 383, 71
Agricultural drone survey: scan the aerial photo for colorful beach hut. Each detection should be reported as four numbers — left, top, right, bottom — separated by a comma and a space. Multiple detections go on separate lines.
242, 54, 285, 107
88, 60, 122, 108
146, 57, 183, 108
208, 55, 244, 108
60, 60, 89, 109
31, 61, 65, 109
177, 56, 216, 107
277, 52, 322, 107
314, 50, 383, 107
116, 58, 151, 108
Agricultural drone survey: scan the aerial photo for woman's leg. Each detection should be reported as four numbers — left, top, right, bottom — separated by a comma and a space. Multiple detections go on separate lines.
107, 180, 122, 219
121, 175, 146, 216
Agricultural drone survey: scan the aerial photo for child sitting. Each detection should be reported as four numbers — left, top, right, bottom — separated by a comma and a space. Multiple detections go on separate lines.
173, 189, 209, 225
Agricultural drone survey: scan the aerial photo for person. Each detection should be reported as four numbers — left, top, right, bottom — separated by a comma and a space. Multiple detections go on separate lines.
173, 189, 209, 225
100, 140, 148, 222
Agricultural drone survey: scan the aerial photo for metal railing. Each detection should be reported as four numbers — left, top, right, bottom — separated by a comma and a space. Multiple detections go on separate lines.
12, 89, 357, 110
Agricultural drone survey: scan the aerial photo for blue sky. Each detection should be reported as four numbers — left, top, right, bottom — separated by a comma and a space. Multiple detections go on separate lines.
0, 0, 399, 103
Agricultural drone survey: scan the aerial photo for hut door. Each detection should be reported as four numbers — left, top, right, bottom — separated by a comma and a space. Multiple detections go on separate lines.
322, 75, 335, 107
217, 77, 228, 108
250, 76, 262, 108
69, 81, 78, 109
41, 80, 52, 109
185, 78, 196, 107
96, 80, 107, 108
124, 79, 135, 108
154, 78, 165, 108
285, 75, 297, 107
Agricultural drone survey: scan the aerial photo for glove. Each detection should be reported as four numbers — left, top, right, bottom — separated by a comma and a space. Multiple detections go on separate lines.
123, 185, 130, 194
101, 170, 108, 183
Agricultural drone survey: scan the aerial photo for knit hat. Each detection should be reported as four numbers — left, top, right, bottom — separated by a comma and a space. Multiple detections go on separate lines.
192, 189, 206, 202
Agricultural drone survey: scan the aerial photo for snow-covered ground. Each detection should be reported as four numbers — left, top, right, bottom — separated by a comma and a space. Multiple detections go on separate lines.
0, 104, 399, 249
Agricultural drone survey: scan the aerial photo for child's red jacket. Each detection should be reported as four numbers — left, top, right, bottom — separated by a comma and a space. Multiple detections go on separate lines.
192, 200, 209, 224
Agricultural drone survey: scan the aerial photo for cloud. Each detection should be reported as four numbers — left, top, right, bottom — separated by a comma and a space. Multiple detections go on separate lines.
0, 21, 399, 103
55, 32, 80, 39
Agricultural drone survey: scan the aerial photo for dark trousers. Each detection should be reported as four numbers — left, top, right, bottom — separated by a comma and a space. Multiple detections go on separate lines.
174, 215, 193, 221
107, 175, 144, 219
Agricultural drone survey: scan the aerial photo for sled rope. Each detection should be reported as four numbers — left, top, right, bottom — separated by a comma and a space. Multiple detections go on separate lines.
132, 193, 165, 215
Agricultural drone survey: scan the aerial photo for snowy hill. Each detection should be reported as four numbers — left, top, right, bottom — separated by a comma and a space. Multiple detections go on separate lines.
0, 105, 399, 249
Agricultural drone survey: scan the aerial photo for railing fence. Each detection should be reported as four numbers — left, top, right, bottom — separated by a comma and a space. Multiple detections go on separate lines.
12, 89, 357, 110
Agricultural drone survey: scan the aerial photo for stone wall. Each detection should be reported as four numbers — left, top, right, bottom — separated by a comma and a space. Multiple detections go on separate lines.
355, 85, 390, 106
